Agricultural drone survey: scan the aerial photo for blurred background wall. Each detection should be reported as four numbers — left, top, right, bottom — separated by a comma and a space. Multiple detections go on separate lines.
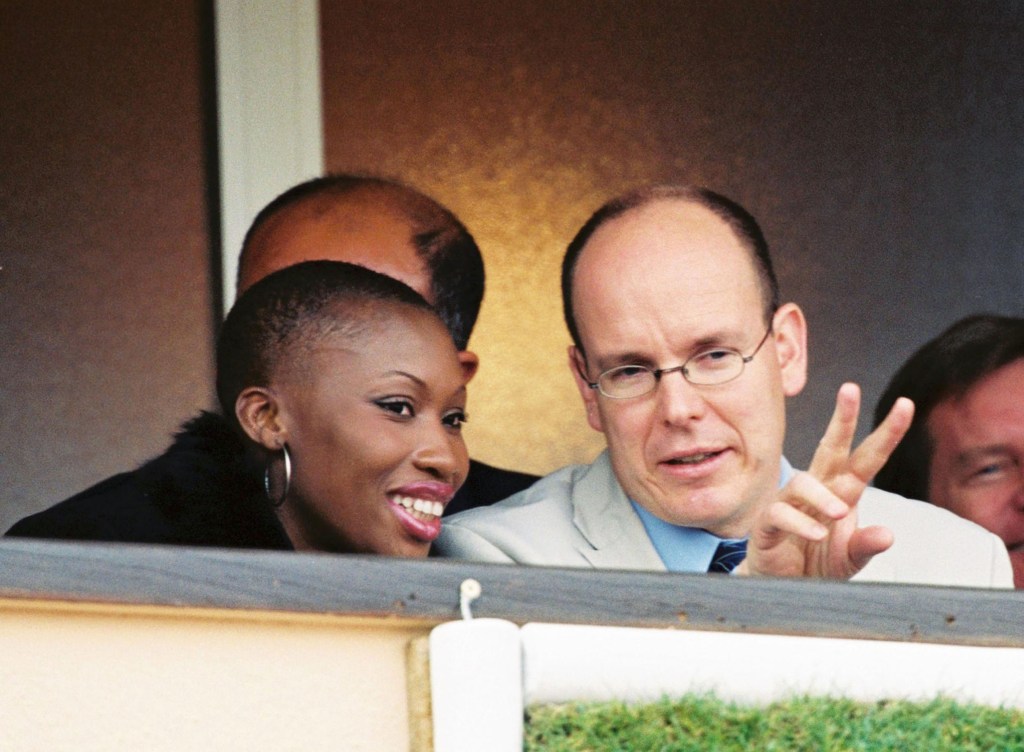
0, 1, 216, 531
2, 0, 1022, 530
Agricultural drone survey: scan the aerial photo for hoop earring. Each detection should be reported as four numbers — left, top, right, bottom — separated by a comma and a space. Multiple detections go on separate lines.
264, 444, 292, 508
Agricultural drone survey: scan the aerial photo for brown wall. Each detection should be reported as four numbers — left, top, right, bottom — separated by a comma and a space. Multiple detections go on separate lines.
320, 0, 1024, 477
0, 1, 215, 530
2, 1, 1022, 529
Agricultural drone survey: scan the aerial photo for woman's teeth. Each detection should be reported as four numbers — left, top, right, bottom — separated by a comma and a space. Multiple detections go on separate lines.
393, 496, 444, 519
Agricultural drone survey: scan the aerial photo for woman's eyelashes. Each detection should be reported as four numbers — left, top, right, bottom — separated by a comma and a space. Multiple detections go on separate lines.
442, 409, 468, 431
374, 399, 467, 430
375, 398, 415, 418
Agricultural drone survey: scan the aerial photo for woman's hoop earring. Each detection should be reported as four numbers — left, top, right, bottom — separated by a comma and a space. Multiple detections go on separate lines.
264, 444, 292, 508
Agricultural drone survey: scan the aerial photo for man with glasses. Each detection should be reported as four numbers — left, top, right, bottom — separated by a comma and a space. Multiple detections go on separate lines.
436, 185, 1011, 587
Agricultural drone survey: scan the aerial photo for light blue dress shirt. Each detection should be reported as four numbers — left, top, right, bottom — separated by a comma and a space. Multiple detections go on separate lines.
630, 457, 796, 572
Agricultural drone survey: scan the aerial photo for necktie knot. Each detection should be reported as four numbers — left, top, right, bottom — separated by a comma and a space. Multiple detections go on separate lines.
708, 539, 747, 574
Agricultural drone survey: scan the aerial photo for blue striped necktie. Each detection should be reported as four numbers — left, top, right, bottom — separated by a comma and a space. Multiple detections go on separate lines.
708, 539, 747, 573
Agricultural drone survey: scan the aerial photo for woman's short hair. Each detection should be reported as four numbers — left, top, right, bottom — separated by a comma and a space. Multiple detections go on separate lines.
216, 260, 437, 425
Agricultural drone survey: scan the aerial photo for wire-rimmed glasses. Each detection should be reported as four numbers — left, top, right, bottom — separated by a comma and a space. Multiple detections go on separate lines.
580, 324, 773, 399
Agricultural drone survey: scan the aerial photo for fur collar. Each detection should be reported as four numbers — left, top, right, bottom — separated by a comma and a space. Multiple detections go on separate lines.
135, 411, 292, 549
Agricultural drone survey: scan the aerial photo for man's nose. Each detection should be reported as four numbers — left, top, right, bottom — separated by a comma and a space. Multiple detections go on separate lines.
655, 369, 708, 425
1011, 474, 1024, 512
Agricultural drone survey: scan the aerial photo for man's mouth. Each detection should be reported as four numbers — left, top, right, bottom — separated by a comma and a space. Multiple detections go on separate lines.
665, 450, 725, 465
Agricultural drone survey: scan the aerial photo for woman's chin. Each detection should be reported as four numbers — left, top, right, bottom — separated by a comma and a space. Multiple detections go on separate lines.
376, 538, 431, 558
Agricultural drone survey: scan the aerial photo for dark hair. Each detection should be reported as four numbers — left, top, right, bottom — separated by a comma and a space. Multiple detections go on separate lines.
873, 314, 1024, 500
237, 174, 485, 350
216, 260, 436, 428
561, 184, 780, 355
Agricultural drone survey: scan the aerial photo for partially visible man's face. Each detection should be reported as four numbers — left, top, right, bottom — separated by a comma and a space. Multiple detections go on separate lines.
569, 199, 807, 539
238, 197, 430, 299
927, 358, 1024, 587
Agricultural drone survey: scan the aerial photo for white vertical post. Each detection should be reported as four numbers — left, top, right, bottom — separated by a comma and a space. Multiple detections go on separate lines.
214, 0, 324, 311
430, 619, 524, 752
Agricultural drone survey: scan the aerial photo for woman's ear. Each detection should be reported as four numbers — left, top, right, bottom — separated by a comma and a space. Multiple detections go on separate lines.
235, 387, 288, 450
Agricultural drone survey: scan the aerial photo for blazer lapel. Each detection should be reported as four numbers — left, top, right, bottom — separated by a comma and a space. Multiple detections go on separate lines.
570, 451, 667, 571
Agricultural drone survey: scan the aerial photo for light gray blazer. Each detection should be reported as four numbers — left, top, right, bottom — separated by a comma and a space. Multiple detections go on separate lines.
435, 451, 1013, 588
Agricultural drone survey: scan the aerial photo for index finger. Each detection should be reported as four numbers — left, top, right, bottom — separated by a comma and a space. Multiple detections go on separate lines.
848, 396, 915, 482
807, 382, 861, 481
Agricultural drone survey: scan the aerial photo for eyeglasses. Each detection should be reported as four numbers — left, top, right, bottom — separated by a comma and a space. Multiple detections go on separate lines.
580, 324, 774, 399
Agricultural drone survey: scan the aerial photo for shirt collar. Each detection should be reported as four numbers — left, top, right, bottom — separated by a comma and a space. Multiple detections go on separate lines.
630, 456, 793, 572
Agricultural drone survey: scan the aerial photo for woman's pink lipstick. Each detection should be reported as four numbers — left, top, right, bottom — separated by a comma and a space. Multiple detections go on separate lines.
387, 481, 455, 542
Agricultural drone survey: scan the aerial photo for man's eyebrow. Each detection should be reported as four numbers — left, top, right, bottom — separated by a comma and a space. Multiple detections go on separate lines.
691, 333, 733, 349
594, 351, 658, 371
594, 333, 739, 371
956, 445, 1014, 464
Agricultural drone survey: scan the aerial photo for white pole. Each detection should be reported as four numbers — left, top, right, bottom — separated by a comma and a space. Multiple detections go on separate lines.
213, 0, 324, 311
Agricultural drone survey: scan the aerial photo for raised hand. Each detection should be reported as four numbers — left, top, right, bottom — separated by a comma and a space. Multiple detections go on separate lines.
736, 382, 914, 578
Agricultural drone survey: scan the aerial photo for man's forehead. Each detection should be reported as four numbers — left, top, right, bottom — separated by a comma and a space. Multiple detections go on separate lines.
240, 199, 431, 299
584, 198, 740, 256
573, 199, 763, 349
931, 359, 1024, 432
576, 302, 762, 375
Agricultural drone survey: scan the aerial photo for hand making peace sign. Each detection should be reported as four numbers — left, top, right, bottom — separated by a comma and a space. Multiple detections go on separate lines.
735, 382, 915, 579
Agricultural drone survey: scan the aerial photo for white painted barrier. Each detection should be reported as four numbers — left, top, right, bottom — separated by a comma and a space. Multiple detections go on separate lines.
429, 620, 1024, 752
521, 623, 1024, 707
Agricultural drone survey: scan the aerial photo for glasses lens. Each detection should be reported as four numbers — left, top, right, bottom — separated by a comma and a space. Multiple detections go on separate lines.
686, 350, 743, 385
599, 365, 656, 398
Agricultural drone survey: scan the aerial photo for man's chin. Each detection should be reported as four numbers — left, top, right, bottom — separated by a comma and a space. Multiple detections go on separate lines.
644, 488, 749, 534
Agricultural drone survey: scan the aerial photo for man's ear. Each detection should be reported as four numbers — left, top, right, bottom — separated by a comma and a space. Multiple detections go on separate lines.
458, 350, 480, 384
568, 345, 604, 433
772, 303, 808, 397
235, 386, 288, 450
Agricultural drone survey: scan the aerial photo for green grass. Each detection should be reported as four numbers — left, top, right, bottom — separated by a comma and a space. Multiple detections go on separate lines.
525, 695, 1024, 751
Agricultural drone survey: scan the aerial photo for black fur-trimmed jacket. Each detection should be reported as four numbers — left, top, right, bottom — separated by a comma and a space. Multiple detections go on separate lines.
6, 412, 293, 549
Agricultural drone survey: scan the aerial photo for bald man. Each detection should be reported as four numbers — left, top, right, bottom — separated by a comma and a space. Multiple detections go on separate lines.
437, 184, 1011, 587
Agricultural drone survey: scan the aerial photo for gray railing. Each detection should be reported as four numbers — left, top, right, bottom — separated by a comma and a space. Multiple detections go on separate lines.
2, 539, 1022, 646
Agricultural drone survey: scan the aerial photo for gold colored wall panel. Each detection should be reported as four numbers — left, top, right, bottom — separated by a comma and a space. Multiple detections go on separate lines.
320, 1, 1024, 477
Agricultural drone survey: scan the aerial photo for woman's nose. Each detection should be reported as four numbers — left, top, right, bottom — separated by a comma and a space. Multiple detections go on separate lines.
412, 423, 462, 481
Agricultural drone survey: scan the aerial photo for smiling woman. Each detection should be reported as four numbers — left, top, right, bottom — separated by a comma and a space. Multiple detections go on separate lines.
6, 261, 469, 557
